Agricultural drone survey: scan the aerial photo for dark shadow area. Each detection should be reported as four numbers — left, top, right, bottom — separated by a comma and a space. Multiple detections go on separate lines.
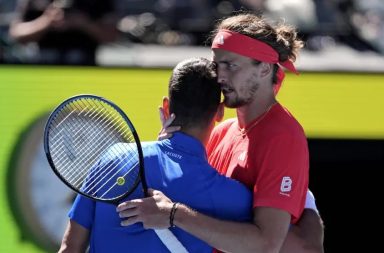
308, 138, 383, 252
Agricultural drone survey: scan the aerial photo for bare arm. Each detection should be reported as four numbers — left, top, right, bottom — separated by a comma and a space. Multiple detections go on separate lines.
117, 189, 291, 253
58, 219, 89, 253
174, 205, 291, 253
9, 1, 118, 44
9, 3, 64, 43
281, 209, 324, 253
117, 189, 324, 253
280, 190, 324, 253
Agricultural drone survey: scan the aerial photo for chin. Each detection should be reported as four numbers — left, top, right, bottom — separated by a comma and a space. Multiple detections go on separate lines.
224, 103, 237, 109
224, 99, 246, 109
223, 99, 234, 108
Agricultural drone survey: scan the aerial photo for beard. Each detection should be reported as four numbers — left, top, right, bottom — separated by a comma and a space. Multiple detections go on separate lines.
223, 95, 248, 108
223, 80, 259, 108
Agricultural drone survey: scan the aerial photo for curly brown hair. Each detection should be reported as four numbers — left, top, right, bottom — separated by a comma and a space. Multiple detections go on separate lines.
211, 13, 304, 84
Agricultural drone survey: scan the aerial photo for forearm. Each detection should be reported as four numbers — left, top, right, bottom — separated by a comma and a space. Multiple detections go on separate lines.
9, 17, 51, 43
117, 190, 290, 253
280, 209, 324, 253
58, 220, 89, 253
174, 204, 277, 253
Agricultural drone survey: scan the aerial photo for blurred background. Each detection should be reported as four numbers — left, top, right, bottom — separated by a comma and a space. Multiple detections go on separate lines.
0, 0, 383, 252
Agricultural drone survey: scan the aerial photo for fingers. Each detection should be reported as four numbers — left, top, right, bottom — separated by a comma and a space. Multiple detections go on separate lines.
159, 106, 175, 128
116, 199, 143, 226
158, 133, 171, 141
163, 113, 176, 128
158, 126, 181, 141
158, 109, 179, 141
120, 216, 141, 226
147, 188, 155, 196
116, 189, 173, 229
116, 199, 142, 212
159, 107, 166, 126
118, 206, 140, 219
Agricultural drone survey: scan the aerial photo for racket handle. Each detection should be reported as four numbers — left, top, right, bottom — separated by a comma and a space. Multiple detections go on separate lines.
154, 229, 189, 253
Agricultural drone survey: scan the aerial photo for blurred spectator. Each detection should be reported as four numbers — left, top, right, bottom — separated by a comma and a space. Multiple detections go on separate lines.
116, 0, 248, 46
350, 0, 384, 54
0, 0, 17, 63
8, 0, 119, 65
309, 0, 380, 52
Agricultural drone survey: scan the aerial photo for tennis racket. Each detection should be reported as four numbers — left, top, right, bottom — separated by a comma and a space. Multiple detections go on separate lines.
44, 94, 188, 253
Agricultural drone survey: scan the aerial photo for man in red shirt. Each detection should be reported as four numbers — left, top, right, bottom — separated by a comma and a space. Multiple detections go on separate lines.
118, 13, 324, 253
207, 103, 308, 224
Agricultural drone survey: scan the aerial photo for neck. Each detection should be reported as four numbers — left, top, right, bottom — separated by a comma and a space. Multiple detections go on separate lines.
182, 126, 212, 147
236, 96, 277, 128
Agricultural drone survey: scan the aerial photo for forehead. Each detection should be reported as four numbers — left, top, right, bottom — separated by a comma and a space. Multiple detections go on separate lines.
212, 48, 252, 63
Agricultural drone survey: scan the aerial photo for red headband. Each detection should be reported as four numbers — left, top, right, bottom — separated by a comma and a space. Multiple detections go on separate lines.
212, 29, 299, 94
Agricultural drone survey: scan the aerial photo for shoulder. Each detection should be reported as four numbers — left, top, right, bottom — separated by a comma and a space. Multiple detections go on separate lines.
211, 118, 237, 137
141, 141, 160, 152
216, 118, 237, 129
269, 104, 306, 138
101, 141, 161, 163
207, 118, 237, 152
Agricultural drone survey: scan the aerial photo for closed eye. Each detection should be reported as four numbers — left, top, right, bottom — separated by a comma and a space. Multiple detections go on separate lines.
218, 61, 238, 71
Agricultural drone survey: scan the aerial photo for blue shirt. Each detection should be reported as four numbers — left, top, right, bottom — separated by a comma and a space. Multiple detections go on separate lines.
69, 132, 252, 253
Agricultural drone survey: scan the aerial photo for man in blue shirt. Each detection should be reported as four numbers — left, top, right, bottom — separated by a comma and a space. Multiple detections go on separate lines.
58, 57, 253, 252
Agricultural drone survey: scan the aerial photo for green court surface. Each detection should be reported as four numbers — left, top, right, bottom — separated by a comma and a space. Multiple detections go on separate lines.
0, 65, 383, 252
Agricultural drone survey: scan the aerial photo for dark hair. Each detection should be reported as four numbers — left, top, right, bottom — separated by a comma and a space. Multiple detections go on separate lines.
168, 57, 220, 130
211, 12, 304, 84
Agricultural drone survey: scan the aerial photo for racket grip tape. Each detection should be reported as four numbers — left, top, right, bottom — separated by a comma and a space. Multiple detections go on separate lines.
154, 229, 189, 253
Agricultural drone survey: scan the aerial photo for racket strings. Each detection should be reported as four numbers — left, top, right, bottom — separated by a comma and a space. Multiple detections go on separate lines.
51, 110, 136, 196
50, 104, 117, 185
82, 144, 141, 199
53, 99, 126, 169
51, 101, 126, 176
48, 98, 141, 200
70, 100, 138, 190
51, 103, 118, 165
52, 106, 124, 186
86, 156, 139, 198
80, 143, 138, 193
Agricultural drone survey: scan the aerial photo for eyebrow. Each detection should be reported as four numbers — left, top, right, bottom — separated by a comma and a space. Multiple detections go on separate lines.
216, 60, 233, 65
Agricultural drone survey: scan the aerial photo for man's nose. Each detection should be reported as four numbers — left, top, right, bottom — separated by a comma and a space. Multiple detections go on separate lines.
217, 68, 227, 84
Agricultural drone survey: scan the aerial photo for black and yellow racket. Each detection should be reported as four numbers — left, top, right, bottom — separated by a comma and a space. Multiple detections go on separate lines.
44, 94, 188, 253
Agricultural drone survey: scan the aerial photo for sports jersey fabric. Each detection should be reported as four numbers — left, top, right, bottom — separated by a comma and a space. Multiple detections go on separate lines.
207, 103, 309, 224
69, 132, 252, 253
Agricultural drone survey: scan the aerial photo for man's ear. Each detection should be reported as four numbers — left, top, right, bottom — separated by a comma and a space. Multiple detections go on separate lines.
162, 96, 170, 120
215, 103, 225, 122
260, 62, 273, 78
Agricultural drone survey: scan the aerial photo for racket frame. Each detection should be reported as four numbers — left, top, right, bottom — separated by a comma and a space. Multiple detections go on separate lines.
43, 94, 148, 204
44, 94, 189, 253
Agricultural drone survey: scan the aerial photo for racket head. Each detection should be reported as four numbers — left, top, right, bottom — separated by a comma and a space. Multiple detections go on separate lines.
44, 94, 146, 203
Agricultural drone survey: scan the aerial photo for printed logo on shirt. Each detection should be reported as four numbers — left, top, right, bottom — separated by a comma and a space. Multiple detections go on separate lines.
216, 35, 225, 45
238, 151, 247, 161
165, 151, 182, 159
279, 176, 292, 196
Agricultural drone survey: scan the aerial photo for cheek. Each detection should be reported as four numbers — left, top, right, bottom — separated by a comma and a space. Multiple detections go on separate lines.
241, 73, 259, 95
231, 69, 258, 92
230, 70, 245, 84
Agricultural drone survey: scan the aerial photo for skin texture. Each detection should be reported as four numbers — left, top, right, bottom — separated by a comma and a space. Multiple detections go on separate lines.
58, 220, 89, 253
